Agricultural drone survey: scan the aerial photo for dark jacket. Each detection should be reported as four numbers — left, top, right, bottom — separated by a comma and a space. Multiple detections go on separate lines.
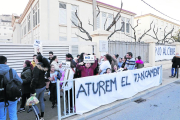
172, 55, 180, 68
31, 62, 48, 94
0, 64, 22, 102
136, 60, 144, 69
21, 67, 32, 94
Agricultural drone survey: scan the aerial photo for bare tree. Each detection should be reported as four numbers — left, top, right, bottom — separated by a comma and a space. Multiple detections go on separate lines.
72, 10, 92, 41
173, 30, 180, 42
123, 20, 153, 42
146, 25, 174, 44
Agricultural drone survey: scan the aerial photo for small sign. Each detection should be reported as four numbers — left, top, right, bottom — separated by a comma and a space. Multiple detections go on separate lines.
33, 40, 41, 48
84, 55, 95, 63
99, 40, 108, 52
61, 61, 71, 68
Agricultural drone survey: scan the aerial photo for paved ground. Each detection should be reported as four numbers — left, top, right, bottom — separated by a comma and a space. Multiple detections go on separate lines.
5, 68, 179, 120
87, 80, 180, 120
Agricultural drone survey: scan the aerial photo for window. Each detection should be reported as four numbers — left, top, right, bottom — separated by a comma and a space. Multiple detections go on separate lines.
28, 15, 31, 31
38, 3, 40, 24
126, 18, 130, 33
71, 37, 78, 41
108, 14, 113, 31
116, 19, 120, 30
59, 36, 67, 41
97, 11, 100, 29
59, 2, 67, 25
33, 4, 39, 27
101, 12, 107, 30
121, 17, 125, 32
71, 5, 78, 26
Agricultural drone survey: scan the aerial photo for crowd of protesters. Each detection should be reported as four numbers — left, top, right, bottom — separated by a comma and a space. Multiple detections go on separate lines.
0, 47, 146, 120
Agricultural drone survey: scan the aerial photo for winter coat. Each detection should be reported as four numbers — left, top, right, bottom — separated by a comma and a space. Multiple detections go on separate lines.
31, 62, 48, 94
0, 64, 22, 102
172, 55, 180, 68
21, 67, 32, 94
76, 60, 97, 77
31, 61, 36, 68
136, 60, 144, 69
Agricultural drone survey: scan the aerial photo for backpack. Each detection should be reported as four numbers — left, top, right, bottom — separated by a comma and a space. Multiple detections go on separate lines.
0, 69, 22, 106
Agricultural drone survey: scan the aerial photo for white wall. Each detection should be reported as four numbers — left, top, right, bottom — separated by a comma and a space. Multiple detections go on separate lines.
0, 22, 13, 43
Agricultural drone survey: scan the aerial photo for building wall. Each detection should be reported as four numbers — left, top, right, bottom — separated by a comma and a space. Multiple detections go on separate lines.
135, 15, 180, 42
0, 15, 13, 43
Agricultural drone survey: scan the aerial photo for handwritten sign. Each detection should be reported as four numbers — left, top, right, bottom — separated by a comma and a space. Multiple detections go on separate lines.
155, 46, 176, 61
33, 40, 41, 48
61, 61, 71, 68
84, 55, 95, 63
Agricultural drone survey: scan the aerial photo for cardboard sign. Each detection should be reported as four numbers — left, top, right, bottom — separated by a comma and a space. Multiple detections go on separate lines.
33, 40, 41, 48
61, 61, 71, 68
84, 55, 95, 63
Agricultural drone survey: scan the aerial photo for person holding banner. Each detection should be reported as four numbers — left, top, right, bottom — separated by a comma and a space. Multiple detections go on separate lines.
76, 56, 97, 77
98, 54, 112, 75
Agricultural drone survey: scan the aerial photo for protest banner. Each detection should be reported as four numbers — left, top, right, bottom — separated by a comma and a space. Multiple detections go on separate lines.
75, 66, 162, 114
155, 46, 176, 61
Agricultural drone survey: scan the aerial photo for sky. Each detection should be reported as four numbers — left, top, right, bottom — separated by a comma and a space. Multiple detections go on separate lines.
0, 0, 180, 24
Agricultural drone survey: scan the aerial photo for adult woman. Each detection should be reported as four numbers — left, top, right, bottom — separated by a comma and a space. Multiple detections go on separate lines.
99, 54, 112, 75
75, 53, 85, 78
17, 60, 33, 113
111, 54, 118, 72
78, 53, 85, 63
31, 54, 48, 119
136, 56, 144, 69
50, 56, 59, 71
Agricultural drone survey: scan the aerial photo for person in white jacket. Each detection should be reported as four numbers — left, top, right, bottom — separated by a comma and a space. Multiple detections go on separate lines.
50, 56, 59, 71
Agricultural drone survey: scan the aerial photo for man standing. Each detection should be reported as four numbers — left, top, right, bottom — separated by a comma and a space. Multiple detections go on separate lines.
124, 52, 136, 70
170, 53, 180, 78
0, 56, 22, 120
31, 54, 37, 68
66, 53, 76, 68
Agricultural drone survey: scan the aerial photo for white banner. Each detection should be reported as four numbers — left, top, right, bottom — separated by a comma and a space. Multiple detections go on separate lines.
155, 46, 176, 61
75, 66, 162, 114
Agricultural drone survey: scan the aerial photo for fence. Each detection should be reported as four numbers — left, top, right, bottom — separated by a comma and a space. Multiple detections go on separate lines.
0, 44, 70, 73
108, 41, 149, 63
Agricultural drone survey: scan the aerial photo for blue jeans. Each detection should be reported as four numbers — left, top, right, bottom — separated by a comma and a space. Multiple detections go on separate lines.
171, 68, 177, 76
0, 100, 18, 120
33, 86, 46, 114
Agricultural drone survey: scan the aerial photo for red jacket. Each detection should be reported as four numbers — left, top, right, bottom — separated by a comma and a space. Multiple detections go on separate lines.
76, 60, 97, 77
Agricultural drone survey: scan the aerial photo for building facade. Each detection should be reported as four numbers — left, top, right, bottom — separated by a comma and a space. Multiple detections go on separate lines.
0, 15, 13, 43
12, 0, 136, 45
134, 14, 180, 42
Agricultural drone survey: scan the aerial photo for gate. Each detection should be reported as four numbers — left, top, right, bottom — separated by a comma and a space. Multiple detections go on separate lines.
108, 41, 149, 63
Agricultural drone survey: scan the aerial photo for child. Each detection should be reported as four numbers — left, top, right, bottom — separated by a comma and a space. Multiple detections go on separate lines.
49, 65, 61, 108
76, 59, 97, 77
105, 68, 111, 74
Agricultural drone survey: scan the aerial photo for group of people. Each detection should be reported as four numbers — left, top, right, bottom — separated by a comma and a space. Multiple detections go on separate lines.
0, 48, 145, 120
169, 53, 180, 78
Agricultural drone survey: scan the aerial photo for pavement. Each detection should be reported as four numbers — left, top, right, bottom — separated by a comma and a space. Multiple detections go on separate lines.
5, 68, 178, 120
87, 80, 180, 120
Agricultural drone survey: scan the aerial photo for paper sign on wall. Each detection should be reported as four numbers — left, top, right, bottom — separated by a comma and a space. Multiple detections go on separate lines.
99, 40, 108, 52
84, 55, 95, 63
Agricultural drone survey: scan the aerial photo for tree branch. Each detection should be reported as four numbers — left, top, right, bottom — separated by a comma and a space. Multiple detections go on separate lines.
139, 21, 153, 42
106, 1, 123, 31
88, 19, 93, 27
108, 24, 123, 40
96, 5, 100, 17
71, 10, 92, 41
104, 17, 108, 30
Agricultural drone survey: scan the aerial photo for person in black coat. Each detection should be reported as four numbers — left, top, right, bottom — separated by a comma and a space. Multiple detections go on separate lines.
30, 54, 48, 119
170, 53, 180, 77
17, 60, 33, 113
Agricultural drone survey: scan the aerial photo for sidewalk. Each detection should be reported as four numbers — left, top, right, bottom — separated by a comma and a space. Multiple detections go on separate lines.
51, 68, 180, 120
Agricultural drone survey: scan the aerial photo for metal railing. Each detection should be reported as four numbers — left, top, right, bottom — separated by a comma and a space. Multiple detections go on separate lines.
108, 41, 149, 63
57, 79, 76, 120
